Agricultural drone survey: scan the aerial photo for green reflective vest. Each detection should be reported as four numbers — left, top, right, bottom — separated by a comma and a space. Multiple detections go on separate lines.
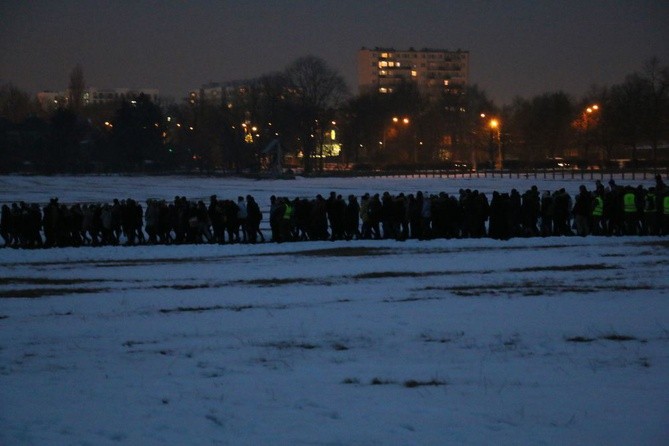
283, 203, 293, 220
623, 192, 636, 213
664, 196, 669, 215
592, 196, 604, 217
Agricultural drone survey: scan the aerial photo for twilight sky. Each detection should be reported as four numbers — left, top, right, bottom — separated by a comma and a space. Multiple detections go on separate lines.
1, 1, 667, 105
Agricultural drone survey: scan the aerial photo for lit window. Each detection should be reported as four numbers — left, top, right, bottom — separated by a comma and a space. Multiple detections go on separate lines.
411, 70, 417, 77
444, 80, 449, 86
379, 87, 388, 93
388, 62, 395, 67
380, 70, 387, 76
396, 62, 401, 67
379, 61, 388, 68
381, 53, 388, 58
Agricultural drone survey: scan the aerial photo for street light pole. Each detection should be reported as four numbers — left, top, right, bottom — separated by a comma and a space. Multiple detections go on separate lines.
489, 119, 502, 170
381, 116, 410, 164
582, 104, 599, 166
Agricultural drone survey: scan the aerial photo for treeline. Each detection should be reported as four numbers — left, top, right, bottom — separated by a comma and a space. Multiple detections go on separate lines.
1, 57, 667, 174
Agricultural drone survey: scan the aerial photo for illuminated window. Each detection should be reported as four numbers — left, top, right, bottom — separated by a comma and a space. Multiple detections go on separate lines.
396, 62, 401, 67
388, 62, 395, 67
379, 87, 388, 93
411, 70, 417, 77
381, 52, 388, 58
444, 80, 449, 86
379, 61, 388, 68
379, 70, 387, 76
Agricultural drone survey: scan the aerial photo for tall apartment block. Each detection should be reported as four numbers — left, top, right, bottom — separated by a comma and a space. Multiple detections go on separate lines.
357, 47, 469, 99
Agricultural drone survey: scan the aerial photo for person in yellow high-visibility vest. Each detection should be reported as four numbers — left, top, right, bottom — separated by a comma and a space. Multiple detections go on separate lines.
591, 192, 604, 235
623, 187, 639, 235
281, 198, 294, 242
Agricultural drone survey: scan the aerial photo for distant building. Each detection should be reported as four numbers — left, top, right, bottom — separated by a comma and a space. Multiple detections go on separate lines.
36, 91, 68, 111
36, 87, 160, 111
187, 81, 251, 107
357, 47, 469, 99
87, 88, 160, 105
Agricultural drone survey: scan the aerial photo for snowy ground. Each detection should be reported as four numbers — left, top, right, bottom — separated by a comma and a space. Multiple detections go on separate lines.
1, 175, 668, 445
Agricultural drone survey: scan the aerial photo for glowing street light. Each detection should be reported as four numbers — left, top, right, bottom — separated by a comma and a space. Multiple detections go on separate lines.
488, 118, 502, 170
382, 116, 411, 150
582, 104, 601, 162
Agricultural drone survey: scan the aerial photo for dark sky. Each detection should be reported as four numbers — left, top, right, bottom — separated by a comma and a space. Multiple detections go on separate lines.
1, 1, 668, 105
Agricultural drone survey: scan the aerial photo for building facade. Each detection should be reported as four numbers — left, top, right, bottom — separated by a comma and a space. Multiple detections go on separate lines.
187, 81, 252, 107
87, 88, 160, 105
357, 47, 469, 99
36, 88, 160, 111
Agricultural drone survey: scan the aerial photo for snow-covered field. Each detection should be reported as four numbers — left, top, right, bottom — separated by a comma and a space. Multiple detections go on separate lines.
1, 175, 668, 445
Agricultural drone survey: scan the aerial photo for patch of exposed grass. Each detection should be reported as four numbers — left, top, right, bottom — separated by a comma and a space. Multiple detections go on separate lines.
341, 377, 360, 385
159, 304, 255, 314
124, 348, 174, 356
567, 334, 644, 343
419, 282, 654, 298
628, 240, 669, 249
51, 311, 73, 316
566, 336, 596, 343
151, 283, 215, 290
0, 277, 103, 286
388, 296, 441, 303
601, 334, 638, 342
370, 377, 396, 385
404, 379, 447, 388
262, 341, 319, 350
122, 340, 158, 348
421, 332, 464, 344
354, 271, 443, 280
0, 287, 109, 298
237, 277, 318, 287
509, 263, 619, 272
92, 256, 244, 268
293, 247, 395, 257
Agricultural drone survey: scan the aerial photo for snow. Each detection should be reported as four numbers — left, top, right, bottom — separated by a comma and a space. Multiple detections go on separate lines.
1, 175, 668, 445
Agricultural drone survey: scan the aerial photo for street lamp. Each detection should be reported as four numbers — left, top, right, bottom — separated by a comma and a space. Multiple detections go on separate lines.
489, 119, 502, 170
382, 116, 410, 154
582, 104, 600, 164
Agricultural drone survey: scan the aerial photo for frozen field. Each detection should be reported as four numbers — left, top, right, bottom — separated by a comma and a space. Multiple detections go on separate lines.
1, 175, 668, 445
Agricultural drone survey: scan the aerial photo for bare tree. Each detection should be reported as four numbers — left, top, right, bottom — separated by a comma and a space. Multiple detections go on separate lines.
642, 57, 669, 166
68, 64, 85, 112
285, 56, 348, 172
0, 83, 33, 123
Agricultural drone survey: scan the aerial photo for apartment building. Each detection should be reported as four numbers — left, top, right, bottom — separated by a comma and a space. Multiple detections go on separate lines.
187, 81, 252, 107
357, 47, 469, 99
36, 88, 160, 111
87, 88, 160, 105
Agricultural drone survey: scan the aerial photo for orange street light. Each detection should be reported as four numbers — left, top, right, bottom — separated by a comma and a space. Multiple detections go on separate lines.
487, 119, 502, 169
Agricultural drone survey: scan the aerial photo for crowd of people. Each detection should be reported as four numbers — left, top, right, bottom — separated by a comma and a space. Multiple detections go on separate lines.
1, 176, 668, 249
